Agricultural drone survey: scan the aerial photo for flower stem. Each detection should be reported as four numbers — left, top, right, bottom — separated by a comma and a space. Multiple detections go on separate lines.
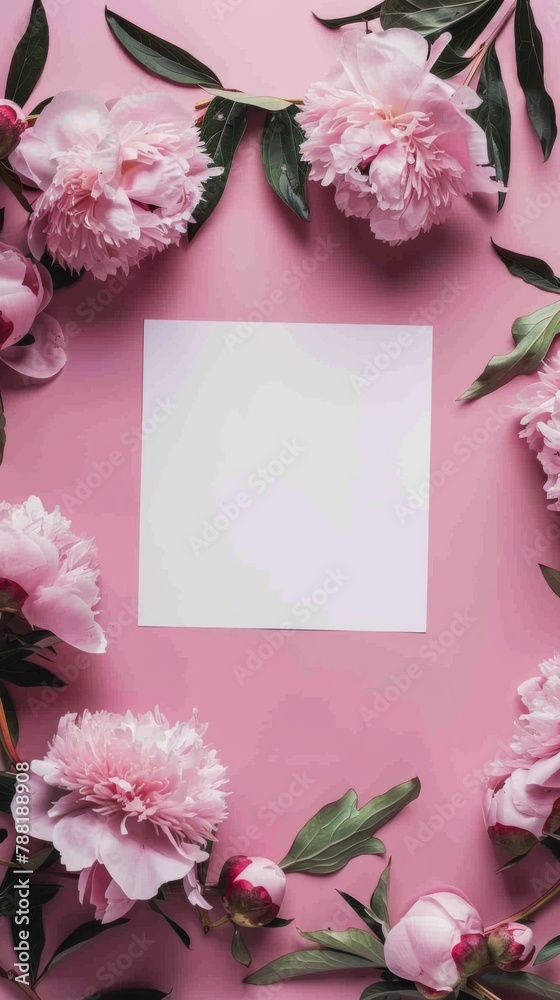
468, 979, 503, 1000
0, 696, 20, 766
463, 0, 516, 86
486, 876, 560, 931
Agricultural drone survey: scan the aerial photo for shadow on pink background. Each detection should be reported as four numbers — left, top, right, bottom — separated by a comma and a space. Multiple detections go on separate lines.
2, 0, 560, 996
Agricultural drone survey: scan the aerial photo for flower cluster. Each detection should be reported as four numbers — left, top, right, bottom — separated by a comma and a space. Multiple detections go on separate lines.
23, 708, 228, 922
297, 28, 498, 244
385, 891, 534, 998
518, 351, 560, 510
484, 653, 560, 855
0, 242, 66, 380
12, 91, 220, 280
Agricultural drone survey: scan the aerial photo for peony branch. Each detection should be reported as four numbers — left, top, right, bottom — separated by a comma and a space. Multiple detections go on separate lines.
463, 0, 516, 86
486, 876, 560, 930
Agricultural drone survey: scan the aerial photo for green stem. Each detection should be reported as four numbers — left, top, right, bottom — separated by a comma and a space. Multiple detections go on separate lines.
486, 876, 560, 930
468, 979, 503, 1000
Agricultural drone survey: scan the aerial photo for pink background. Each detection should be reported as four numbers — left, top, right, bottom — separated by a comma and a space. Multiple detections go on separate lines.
2, 0, 560, 997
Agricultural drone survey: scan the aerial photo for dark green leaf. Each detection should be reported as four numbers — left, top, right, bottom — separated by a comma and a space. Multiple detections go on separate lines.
0, 161, 33, 213
370, 859, 391, 938
478, 971, 560, 1000
471, 44, 510, 209
40, 252, 83, 290
380, 0, 496, 36
93, 993, 168, 1000
279, 778, 420, 875
263, 917, 294, 928
535, 936, 560, 964
0, 659, 65, 687
337, 890, 382, 936
0, 829, 6, 843
41, 919, 129, 978
5, 0, 49, 108
245, 948, 377, 984
148, 900, 190, 949
459, 302, 560, 400
0, 389, 5, 467
0, 772, 15, 814
204, 89, 293, 111
187, 97, 248, 240
0, 208, 4, 233
446, 0, 502, 53
492, 241, 560, 293
29, 95, 52, 116
261, 105, 310, 220
540, 564, 560, 599
105, 8, 221, 87
515, 0, 557, 160
232, 927, 252, 967
299, 928, 385, 965
312, 4, 381, 28
361, 984, 420, 1000
431, 44, 471, 79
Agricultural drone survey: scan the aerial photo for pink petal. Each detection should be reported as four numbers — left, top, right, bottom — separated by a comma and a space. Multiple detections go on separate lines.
1, 312, 66, 380
24, 584, 106, 653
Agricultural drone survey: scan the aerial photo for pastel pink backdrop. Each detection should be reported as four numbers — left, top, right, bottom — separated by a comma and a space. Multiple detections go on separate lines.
2, 1, 560, 998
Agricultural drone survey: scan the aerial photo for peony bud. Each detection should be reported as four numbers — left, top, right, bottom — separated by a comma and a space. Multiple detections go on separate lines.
218, 855, 286, 928
384, 891, 488, 998
486, 922, 535, 971
0, 101, 27, 159
484, 765, 560, 857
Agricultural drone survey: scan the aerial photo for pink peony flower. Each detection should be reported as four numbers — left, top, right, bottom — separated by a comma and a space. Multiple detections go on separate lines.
218, 855, 287, 927
484, 758, 560, 856
384, 891, 488, 998
510, 654, 560, 761
0, 100, 27, 159
0, 241, 65, 379
11, 91, 221, 281
23, 708, 228, 923
297, 27, 499, 244
518, 351, 560, 510
0, 496, 105, 652
486, 922, 535, 971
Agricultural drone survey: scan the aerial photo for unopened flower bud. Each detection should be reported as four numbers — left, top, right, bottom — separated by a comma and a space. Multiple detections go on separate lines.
486, 922, 535, 971
218, 855, 286, 928
0, 101, 27, 159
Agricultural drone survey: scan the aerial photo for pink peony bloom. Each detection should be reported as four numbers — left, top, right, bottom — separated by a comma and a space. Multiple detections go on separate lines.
518, 351, 560, 510
0, 241, 65, 379
0, 100, 27, 159
297, 27, 499, 243
23, 709, 228, 923
0, 496, 105, 652
484, 758, 560, 856
11, 91, 221, 281
510, 654, 560, 761
218, 855, 287, 927
384, 891, 488, 998
486, 922, 535, 971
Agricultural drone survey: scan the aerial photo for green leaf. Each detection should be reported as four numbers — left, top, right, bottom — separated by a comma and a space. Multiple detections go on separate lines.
263, 917, 294, 928
535, 936, 560, 964
232, 927, 252, 967
370, 859, 391, 938
540, 564, 560, 599
431, 44, 471, 79
40, 252, 83, 290
244, 948, 377, 985
478, 971, 560, 1000
148, 900, 191, 949
492, 241, 560, 294
40, 919, 129, 978
0, 658, 65, 687
458, 302, 560, 400
312, 4, 381, 28
0, 389, 5, 467
279, 778, 420, 875
515, 0, 557, 160
0, 208, 4, 234
28, 95, 52, 116
187, 97, 248, 240
0, 681, 18, 746
104, 8, 221, 87
380, 0, 496, 36
204, 88, 294, 112
445, 0, 502, 53
261, 105, 309, 220
361, 984, 420, 1000
5, 0, 49, 108
0, 161, 33, 213
299, 928, 385, 965
92, 993, 168, 1000
0, 772, 15, 814
336, 890, 382, 936
471, 44, 510, 210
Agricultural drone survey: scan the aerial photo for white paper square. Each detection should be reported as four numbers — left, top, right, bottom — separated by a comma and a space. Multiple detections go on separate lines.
139, 320, 432, 631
